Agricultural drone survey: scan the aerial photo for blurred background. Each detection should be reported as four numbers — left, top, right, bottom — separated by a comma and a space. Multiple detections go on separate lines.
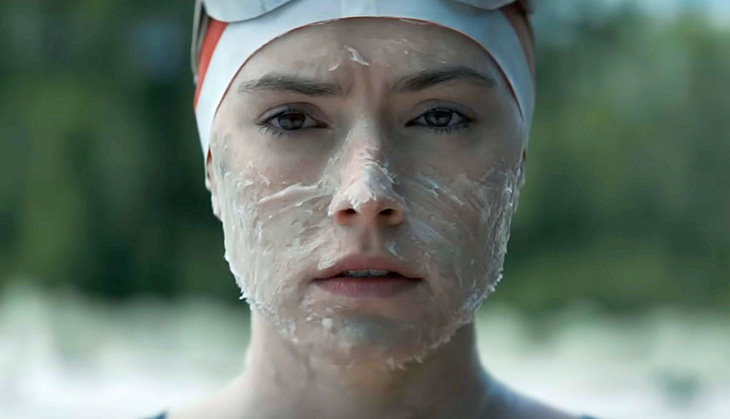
0, 0, 728, 418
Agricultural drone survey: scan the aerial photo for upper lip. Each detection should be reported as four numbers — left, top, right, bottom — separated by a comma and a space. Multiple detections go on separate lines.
314, 254, 422, 280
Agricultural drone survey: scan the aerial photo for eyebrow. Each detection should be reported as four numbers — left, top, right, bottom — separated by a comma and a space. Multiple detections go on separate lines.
237, 65, 495, 97
390, 65, 496, 94
238, 74, 342, 96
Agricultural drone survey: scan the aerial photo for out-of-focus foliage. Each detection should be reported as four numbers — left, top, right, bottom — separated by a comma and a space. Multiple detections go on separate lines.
1, 1, 728, 313
504, 5, 730, 313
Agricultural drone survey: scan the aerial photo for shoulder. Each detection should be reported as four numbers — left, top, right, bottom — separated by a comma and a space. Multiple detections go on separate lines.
164, 376, 250, 419
482, 378, 588, 419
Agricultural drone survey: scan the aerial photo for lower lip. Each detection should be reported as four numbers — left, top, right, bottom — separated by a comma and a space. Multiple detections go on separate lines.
314, 276, 422, 298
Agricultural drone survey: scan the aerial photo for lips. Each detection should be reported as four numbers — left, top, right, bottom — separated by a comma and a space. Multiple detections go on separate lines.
314, 254, 420, 281
313, 255, 422, 298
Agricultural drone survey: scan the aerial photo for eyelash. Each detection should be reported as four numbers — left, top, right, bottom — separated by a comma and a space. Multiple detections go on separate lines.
257, 123, 294, 140
406, 108, 473, 136
256, 106, 473, 139
256, 107, 314, 139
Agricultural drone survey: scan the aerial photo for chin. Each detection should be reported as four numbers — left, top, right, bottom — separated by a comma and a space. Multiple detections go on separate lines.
237, 244, 503, 367
319, 309, 474, 368
252, 284, 480, 368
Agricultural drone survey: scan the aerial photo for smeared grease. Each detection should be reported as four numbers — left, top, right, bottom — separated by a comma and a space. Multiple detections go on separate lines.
211, 130, 521, 368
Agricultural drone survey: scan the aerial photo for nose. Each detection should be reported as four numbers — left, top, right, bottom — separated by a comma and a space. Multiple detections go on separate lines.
328, 161, 406, 227
331, 192, 406, 226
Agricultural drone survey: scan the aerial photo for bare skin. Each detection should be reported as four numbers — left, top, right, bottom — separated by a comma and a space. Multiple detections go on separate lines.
170, 18, 580, 419
172, 319, 576, 419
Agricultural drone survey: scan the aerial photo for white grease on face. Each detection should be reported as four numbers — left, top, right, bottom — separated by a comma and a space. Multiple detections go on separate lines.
211, 126, 521, 367
208, 18, 525, 369
327, 159, 406, 218
344, 45, 370, 66
396, 18, 431, 26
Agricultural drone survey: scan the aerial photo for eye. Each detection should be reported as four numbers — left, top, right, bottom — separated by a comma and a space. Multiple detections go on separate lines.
264, 109, 326, 131
408, 108, 472, 131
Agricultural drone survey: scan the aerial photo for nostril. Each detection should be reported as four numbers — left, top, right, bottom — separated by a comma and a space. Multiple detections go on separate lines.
332, 201, 405, 226
379, 207, 404, 225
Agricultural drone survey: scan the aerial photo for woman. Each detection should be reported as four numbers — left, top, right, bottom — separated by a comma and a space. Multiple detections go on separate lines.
154, 0, 598, 417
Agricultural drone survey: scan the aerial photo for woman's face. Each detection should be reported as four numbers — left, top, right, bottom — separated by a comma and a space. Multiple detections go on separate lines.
208, 18, 526, 365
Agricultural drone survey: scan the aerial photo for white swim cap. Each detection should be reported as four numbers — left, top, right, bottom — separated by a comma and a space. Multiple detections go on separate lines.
192, 0, 535, 161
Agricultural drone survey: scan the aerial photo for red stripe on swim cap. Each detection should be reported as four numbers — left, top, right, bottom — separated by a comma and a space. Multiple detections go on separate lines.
194, 18, 228, 108
501, 3, 534, 78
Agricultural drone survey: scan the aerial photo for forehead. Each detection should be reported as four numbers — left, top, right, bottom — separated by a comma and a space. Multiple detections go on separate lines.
236, 18, 499, 82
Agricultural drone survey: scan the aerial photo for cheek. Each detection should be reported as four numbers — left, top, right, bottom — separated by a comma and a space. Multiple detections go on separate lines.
213, 132, 335, 192
208, 131, 299, 298
214, 175, 337, 309
398, 168, 519, 297
392, 121, 522, 277
210, 130, 336, 259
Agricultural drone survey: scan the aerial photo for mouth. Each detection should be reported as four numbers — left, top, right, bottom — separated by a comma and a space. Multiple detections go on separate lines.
313, 255, 423, 298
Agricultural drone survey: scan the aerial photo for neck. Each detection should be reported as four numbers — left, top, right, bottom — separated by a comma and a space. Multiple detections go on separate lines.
238, 310, 494, 419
